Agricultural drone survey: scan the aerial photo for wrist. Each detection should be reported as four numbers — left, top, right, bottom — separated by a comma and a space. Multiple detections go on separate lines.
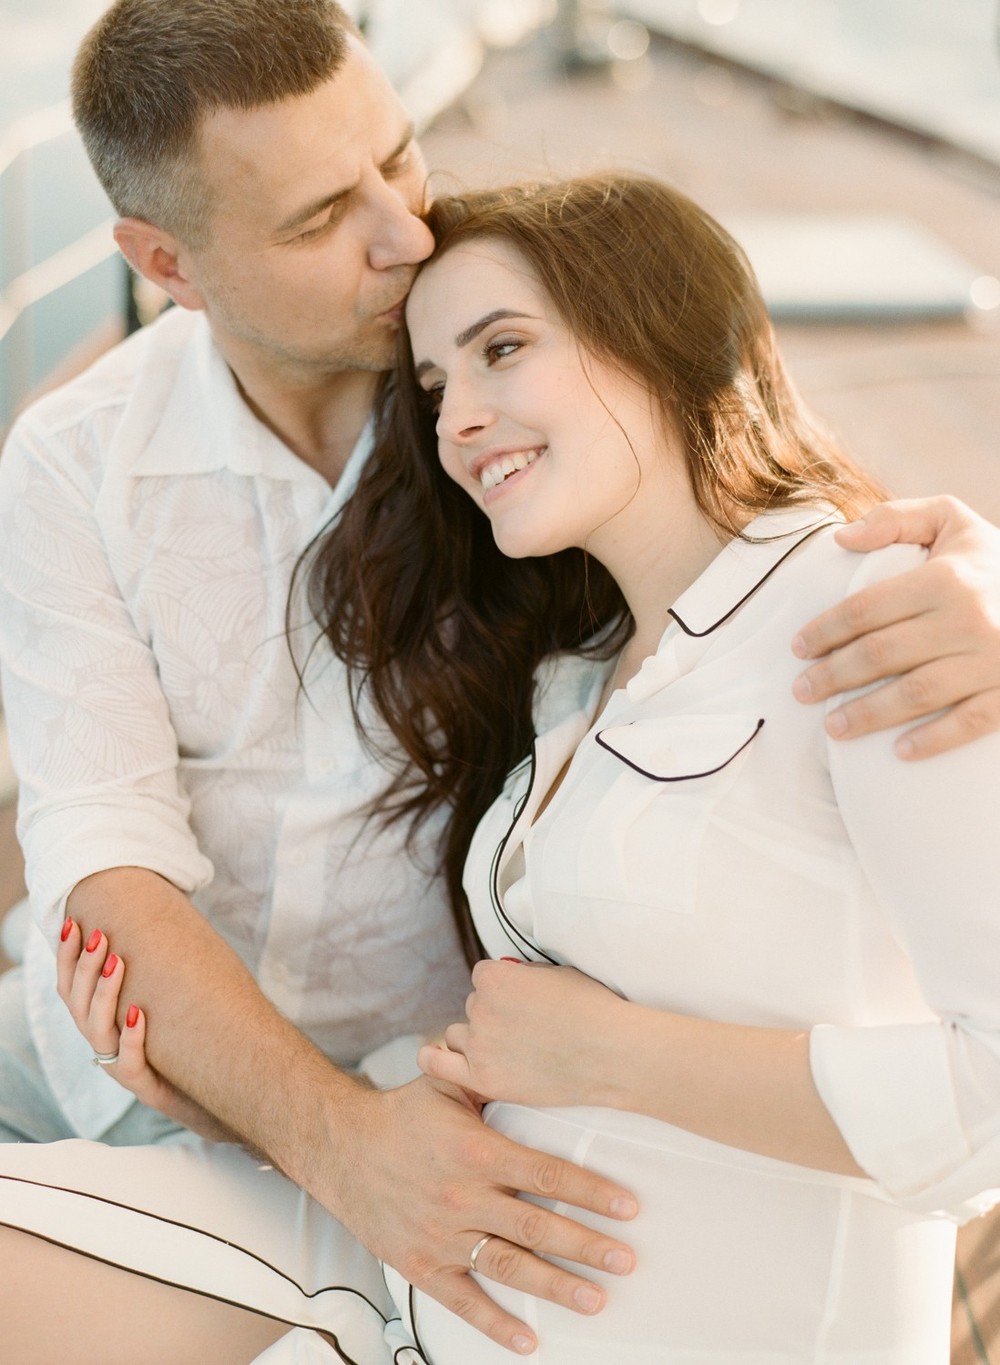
586, 997, 656, 1111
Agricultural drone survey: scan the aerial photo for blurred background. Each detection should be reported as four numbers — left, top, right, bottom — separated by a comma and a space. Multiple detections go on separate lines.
1, 2, 1000, 1356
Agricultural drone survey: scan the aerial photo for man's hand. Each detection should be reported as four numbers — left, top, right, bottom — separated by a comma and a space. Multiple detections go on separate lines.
319, 1077, 638, 1357
791, 496, 1000, 758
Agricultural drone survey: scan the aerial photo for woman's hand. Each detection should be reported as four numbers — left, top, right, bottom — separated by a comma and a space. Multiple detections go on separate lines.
56, 917, 238, 1142
418, 959, 626, 1109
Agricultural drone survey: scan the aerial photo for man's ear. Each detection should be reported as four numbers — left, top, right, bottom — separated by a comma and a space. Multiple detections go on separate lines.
113, 218, 206, 312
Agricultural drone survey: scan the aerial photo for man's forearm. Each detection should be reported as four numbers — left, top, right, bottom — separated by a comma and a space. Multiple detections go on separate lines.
66, 866, 364, 1191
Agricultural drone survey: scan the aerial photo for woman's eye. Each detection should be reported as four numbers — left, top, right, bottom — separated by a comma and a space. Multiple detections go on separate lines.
421, 384, 444, 414
485, 338, 521, 364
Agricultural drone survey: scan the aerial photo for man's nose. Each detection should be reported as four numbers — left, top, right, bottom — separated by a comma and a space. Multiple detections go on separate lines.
368, 184, 434, 271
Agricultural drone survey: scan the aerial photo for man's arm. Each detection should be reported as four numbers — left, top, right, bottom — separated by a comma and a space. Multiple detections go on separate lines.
792, 496, 1000, 758
68, 867, 638, 1356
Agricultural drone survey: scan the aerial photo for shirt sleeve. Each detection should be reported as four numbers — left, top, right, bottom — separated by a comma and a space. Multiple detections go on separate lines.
810, 542, 1000, 1222
0, 413, 214, 945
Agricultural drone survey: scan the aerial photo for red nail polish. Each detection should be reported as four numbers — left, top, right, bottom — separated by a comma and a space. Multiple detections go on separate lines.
500, 956, 523, 964
60, 918, 74, 943
85, 929, 102, 953
102, 954, 119, 978
126, 1005, 139, 1029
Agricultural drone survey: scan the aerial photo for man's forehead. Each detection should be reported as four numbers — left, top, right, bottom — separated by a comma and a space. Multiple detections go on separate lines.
193, 45, 408, 220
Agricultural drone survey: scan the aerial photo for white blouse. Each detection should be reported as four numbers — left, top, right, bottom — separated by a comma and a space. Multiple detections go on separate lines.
403, 505, 1000, 1363
4, 505, 1000, 1363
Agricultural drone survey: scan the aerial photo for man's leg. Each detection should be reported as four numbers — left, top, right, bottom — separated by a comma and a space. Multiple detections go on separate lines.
0, 967, 189, 1145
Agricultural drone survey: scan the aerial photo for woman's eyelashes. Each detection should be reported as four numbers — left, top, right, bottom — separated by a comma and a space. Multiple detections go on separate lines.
418, 335, 526, 414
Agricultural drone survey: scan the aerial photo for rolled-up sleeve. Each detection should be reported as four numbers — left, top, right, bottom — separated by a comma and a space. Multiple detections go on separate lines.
811, 544, 1000, 1222
0, 416, 213, 944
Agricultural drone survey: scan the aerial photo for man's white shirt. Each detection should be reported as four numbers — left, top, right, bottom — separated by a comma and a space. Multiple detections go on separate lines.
0, 307, 469, 1136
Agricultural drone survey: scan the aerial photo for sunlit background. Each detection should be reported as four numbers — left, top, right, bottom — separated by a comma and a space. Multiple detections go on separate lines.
2, 0, 999, 436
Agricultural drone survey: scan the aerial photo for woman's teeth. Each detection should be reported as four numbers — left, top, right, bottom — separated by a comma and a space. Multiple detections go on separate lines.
480, 447, 544, 492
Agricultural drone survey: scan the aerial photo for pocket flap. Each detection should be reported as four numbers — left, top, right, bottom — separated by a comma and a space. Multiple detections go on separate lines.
595, 715, 764, 781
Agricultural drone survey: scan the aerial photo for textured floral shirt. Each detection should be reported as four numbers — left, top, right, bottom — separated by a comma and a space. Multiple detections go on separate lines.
0, 307, 468, 1136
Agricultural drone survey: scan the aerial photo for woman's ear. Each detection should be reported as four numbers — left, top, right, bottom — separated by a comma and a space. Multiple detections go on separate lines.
113, 218, 206, 312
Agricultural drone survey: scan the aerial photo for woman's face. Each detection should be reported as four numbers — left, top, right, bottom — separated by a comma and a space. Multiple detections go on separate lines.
405, 238, 671, 562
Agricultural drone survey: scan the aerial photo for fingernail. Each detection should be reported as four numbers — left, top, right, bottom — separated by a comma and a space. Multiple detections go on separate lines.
60, 918, 74, 942
85, 929, 102, 953
512, 1336, 535, 1355
603, 1248, 632, 1274
126, 1004, 140, 1028
826, 711, 848, 738
610, 1195, 638, 1218
895, 735, 915, 760
791, 634, 809, 659
792, 674, 812, 701
574, 1284, 603, 1314
500, 956, 523, 964
102, 954, 119, 978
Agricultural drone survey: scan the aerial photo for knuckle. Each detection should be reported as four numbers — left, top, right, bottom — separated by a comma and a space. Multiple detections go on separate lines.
857, 630, 890, 673
544, 1265, 571, 1305
955, 695, 999, 739
445, 1287, 483, 1325
398, 1248, 436, 1285
514, 1208, 547, 1250
532, 1156, 564, 1197
489, 1243, 521, 1284
898, 670, 935, 712
436, 1181, 470, 1215
457, 1131, 489, 1172
841, 592, 873, 635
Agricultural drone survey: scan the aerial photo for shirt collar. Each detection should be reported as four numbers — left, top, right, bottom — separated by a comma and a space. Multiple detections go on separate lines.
130, 310, 367, 487
666, 504, 843, 640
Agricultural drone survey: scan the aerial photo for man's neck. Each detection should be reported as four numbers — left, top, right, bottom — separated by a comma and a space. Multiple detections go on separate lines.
219, 338, 381, 487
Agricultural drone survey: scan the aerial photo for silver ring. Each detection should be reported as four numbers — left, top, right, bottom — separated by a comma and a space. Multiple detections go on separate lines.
91, 1051, 119, 1067
468, 1234, 494, 1273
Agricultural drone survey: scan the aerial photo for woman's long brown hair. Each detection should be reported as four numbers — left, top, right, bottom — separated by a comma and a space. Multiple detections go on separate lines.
303, 173, 884, 964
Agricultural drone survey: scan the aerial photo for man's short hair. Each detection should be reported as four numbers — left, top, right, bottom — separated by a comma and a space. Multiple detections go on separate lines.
72, 0, 361, 245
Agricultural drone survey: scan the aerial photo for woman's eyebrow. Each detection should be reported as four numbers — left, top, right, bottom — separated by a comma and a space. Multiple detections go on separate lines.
454, 309, 534, 348
413, 309, 538, 377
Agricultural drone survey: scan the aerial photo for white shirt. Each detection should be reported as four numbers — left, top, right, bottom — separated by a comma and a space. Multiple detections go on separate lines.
0, 307, 469, 1137
409, 507, 1000, 1363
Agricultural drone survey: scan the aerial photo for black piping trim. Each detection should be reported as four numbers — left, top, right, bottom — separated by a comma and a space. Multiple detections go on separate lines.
668, 522, 831, 637
0, 1220, 365, 1365
0, 1173, 389, 1320
488, 741, 557, 965
595, 717, 765, 781
409, 1282, 434, 1363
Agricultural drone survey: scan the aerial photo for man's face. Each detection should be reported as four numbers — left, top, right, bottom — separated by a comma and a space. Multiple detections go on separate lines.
178, 36, 434, 378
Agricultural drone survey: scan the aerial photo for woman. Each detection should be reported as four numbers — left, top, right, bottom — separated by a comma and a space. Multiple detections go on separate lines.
3, 172, 1000, 1363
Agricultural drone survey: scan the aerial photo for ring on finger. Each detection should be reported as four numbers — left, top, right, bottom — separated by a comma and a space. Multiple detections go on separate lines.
468, 1234, 496, 1273
91, 1050, 119, 1067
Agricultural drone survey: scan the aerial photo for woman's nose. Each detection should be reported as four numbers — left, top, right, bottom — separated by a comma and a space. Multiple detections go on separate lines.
435, 379, 494, 444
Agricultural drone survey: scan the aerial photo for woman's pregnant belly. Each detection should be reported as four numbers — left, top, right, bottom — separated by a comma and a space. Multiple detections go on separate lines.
398, 1102, 955, 1364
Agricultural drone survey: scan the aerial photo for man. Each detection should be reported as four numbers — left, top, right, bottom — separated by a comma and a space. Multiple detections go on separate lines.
1, 0, 999, 1355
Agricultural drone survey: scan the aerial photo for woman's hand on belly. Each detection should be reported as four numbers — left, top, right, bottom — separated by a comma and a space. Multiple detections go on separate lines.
418, 959, 627, 1109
